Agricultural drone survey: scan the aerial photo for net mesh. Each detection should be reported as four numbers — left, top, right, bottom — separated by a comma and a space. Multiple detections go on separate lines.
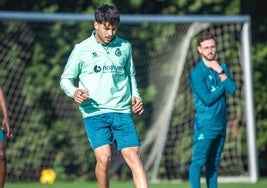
0, 14, 248, 182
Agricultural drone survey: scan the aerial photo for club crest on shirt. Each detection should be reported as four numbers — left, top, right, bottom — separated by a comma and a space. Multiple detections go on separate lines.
115, 48, 122, 57
92, 52, 98, 58
197, 133, 205, 140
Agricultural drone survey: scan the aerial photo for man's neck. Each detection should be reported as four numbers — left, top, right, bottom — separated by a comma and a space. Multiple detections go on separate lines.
202, 58, 213, 68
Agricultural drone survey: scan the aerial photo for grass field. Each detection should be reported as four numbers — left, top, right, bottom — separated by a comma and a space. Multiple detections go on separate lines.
5, 178, 267, 188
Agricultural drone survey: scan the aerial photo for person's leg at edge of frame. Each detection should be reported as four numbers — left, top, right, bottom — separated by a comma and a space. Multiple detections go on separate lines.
0, 142, 6, 188
121, 147, 149, 188
94, 144, 112, 188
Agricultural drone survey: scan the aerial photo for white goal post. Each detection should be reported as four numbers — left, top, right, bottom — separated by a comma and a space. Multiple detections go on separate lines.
0, 11, 258, 183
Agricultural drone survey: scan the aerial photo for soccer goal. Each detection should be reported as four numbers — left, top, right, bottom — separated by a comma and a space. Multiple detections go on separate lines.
0, 12, 257, 183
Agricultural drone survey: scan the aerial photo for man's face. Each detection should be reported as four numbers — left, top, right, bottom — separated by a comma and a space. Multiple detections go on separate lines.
94, 21, 117, 44
198, 39, 217, 61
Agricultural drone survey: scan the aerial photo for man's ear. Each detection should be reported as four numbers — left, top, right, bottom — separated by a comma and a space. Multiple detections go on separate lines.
93, 21, 98, 30
197, 46, 202, 54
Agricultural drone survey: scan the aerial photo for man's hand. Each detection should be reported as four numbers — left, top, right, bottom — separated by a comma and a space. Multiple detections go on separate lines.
74, 89, 90, 104
2, 118, 12, 139
208, 60, 222, 73
132, 96, 144, 115
206, 60, 227, 81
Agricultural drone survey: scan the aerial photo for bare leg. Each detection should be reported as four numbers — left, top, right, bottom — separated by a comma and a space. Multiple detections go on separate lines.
0, 142, 6, 188
121, 147, 148, 188
94, 144, 112, 188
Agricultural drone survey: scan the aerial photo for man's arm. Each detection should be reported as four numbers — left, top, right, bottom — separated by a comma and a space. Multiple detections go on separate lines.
219, 65, 236, 95
0, 87, 12, 138
190, 70, 225, 106
207, 61, 236, 95
60, 47, 81, 98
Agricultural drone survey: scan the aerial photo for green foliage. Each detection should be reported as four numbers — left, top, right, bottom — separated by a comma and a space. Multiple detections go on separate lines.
1, 0, 267, 181
252, 43, 267, 153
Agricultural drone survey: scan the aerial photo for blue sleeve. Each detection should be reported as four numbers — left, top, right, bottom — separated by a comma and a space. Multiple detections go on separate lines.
190, 69, 225, 106
221, 64, 236, 95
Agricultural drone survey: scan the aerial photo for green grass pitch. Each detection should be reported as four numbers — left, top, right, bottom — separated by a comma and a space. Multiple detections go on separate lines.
5, 178, 267, 188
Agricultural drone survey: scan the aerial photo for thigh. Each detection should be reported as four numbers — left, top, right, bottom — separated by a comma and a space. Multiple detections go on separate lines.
112, 113, 141, 151
83, 114, 113, 150
191, 138, 213, 166
207, 135, 226, 167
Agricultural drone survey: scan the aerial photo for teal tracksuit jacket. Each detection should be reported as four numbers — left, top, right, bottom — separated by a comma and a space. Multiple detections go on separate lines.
190, 59, 236, 138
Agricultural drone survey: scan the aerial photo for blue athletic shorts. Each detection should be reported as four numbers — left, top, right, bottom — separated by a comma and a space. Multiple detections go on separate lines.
0, 130, 4, 142
83, 113, 141, 150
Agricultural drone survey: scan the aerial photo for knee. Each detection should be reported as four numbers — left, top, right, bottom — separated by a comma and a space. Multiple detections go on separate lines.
0, 151, 6, 164
96, 154, 111, 168
191, 158, 206, 168
123, 150, 141, 165
206, 163, 217, 172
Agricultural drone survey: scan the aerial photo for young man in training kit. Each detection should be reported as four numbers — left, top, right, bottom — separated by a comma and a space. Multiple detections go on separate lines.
0, 86, 13, 188
60, 4, 149, 188
189, 31, 236, 188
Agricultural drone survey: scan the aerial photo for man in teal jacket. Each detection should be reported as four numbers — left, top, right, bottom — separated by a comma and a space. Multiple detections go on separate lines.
60, 4, 148, 188
189, 31, 236, 188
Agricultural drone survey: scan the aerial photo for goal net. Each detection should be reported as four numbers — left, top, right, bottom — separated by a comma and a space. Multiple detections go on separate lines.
0, 12, 257, 183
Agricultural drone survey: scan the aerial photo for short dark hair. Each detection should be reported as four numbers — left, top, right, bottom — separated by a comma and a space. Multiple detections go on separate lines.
197, 31, 217, 46
95, 4, 120, 27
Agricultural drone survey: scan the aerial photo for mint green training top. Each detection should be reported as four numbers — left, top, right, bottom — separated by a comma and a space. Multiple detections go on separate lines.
60, 31, 141, 118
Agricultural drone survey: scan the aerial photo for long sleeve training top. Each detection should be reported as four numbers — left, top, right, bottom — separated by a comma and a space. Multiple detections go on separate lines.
190, 59, 236, 135
60, 31, 141, 118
